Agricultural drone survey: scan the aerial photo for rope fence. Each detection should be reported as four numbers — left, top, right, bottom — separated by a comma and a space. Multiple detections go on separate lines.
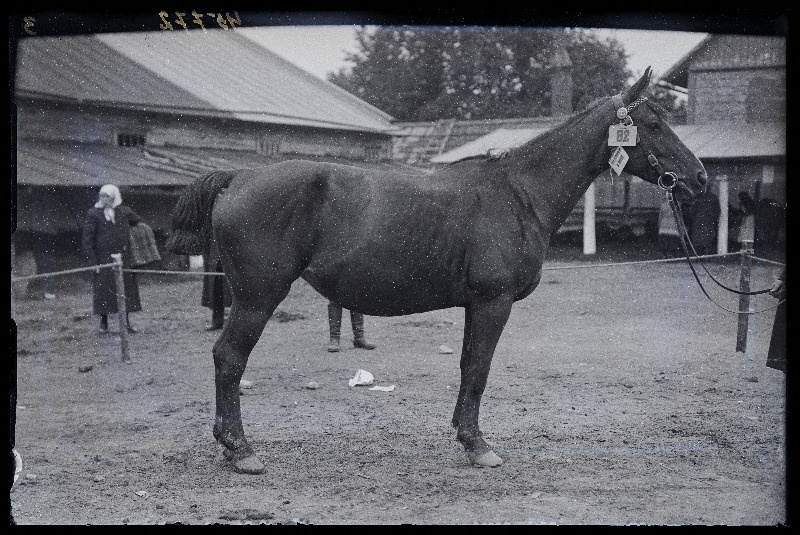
12, 249, 785, 362
10, 251, 782, 282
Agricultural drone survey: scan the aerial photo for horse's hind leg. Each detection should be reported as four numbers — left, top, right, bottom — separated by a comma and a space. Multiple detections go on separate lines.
211, 293, 286, 474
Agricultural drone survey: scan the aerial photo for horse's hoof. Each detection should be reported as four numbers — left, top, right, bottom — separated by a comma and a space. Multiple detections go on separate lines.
232, 455, 266, 474
471, 450, 503, 467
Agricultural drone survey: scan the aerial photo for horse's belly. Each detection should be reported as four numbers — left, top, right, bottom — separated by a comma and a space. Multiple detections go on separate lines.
301, 263, 466, 316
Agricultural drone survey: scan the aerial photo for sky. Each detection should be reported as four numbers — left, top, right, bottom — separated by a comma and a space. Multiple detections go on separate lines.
239, 26, 709, 83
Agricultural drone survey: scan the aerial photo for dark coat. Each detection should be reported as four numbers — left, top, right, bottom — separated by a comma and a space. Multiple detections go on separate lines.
82, 205, 143, 314
684, 191, 720, 255
754, 198, 785, 258
201, 238, 232, 309
766, 268, 786, 372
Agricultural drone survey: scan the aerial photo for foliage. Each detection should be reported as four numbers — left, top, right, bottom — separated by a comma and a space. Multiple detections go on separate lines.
328, 26, 636, 121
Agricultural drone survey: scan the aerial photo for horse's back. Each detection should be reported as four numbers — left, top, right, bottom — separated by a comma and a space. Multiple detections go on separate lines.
210, 158, 545, 314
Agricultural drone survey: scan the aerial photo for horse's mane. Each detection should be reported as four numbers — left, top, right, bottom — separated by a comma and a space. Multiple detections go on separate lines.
643, 98, 672, 122
512, 94, 673, 158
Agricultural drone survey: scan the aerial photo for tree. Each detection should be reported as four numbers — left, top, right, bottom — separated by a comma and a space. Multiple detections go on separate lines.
328, 26, 634, 121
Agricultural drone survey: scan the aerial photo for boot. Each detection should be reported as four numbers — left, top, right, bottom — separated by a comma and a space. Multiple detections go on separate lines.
327, 302, 342, 352
351, 312, 376, 350
207, 305, 224, 331
99, 314, 109, 334
126, 312, 138, 334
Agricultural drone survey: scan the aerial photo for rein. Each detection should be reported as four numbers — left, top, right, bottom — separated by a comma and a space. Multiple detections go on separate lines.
659, 184, 780, 315
610, 93, 779, 315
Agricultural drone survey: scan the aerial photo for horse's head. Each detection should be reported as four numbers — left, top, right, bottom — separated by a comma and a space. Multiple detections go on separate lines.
608, 67, 707, 201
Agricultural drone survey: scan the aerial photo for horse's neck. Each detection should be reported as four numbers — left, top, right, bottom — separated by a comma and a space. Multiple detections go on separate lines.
512, 104, 611, 235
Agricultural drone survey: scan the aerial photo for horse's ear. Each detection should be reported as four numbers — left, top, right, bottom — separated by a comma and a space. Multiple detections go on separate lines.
623, 66, 652, 103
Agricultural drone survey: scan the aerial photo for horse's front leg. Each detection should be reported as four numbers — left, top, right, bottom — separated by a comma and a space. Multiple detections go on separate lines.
455, 296, 513, 467
212, 300, 271, 474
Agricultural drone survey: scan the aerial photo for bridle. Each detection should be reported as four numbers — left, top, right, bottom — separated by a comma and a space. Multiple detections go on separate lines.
610, 94, 776, 314
610, 93, 678, 194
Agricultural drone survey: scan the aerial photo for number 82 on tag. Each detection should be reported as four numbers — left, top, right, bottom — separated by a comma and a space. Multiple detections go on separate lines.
608, 125, 637, 147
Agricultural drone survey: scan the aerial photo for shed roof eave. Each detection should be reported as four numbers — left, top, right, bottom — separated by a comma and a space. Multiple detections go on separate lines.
15, 90, 395, 134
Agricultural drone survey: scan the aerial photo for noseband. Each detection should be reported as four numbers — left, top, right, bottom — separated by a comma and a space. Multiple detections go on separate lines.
610, 94, 677, 197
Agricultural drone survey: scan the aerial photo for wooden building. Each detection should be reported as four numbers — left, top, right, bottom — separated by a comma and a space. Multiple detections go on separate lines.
12, 29, 396, 293
660, 34, 786, 257
395, 34, 786, 256
392, 47, 662, 249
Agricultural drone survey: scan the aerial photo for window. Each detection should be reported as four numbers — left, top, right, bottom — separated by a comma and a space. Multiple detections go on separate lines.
117, 133, 145, 147
257, 138, 280, 156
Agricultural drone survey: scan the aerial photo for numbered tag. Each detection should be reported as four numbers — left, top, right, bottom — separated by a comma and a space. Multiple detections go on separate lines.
608, 125, 638, 147
608, 146, 629, 176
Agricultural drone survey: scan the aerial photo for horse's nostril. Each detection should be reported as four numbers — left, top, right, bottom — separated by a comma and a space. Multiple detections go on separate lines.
697, 172, 708, 186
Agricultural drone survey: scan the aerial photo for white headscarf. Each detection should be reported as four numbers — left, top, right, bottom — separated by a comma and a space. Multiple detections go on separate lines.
94, 184, 122, 223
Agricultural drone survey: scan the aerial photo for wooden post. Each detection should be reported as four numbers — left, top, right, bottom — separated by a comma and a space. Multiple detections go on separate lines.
717, 175, 728, 254
111, 253, 130, 362
583, 181, 597, 255
735, 240, 753, 353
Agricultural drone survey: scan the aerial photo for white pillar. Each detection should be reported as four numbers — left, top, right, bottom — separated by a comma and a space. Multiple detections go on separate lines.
583, 181, 597, 255
717, 175, 728, 254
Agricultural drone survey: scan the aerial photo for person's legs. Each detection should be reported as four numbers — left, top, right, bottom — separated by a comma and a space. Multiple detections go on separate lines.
327, 302, 342, 352
351, 311, 376, 350
208, 275, 225, 330
99, 313, 108, 333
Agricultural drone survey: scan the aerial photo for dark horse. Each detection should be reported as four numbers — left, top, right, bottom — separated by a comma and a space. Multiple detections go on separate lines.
166, 68, 707, 474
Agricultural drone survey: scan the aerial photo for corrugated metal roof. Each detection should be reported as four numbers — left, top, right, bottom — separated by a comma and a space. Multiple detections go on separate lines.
394, 117, 563, 165
672, 123, 785, 159
431, 122, 785, 165
14, 30, 394, 133
430, 128, 552, 163
16, 140, 201, 187
15, 139, 428, 187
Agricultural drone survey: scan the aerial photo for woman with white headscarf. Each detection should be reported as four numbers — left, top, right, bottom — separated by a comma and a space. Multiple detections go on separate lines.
82, 184, 145, 333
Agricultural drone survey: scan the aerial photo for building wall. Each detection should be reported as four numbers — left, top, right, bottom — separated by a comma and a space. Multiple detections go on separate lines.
13, 99, 395, 283
688, 67, 786, 124
16, 102, 394, 161
687, 35, 786, 125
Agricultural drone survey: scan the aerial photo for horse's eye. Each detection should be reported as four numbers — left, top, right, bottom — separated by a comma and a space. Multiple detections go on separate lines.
648, 120, 661, 131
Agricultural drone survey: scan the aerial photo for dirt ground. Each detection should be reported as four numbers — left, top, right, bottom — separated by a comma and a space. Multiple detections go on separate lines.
10, 241, 787, 525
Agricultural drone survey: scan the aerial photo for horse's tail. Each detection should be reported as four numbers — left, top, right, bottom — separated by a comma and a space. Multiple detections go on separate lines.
165, 170, 237, 256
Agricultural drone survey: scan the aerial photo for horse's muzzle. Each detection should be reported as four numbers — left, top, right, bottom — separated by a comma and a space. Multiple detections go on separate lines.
675, 171, 708, 199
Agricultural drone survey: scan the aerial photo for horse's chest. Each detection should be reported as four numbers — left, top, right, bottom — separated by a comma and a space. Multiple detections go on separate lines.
465, 240, 542, 299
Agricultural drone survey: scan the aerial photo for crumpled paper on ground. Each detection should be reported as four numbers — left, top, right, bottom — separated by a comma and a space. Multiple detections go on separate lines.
348, 369, 374, 387
348, 370, 395, 391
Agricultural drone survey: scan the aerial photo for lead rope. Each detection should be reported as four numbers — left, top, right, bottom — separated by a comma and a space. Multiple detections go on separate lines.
665, 191, 782, 315
672, 200, 772, 296
649, 155, 781, 315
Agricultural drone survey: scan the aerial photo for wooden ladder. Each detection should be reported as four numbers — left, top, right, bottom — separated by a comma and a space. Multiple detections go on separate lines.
406, 118, 457, 165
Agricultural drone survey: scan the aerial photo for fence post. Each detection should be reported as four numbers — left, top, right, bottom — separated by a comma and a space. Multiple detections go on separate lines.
735, 240, 754, 353
111, 253, 130, 362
